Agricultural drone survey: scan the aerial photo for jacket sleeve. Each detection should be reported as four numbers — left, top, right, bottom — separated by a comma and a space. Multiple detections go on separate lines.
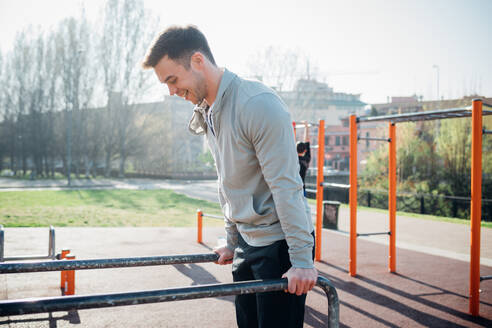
241, 93, 314, 268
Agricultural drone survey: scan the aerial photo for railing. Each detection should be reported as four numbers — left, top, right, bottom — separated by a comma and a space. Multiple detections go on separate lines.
0, 253, 339, 327
0, 225, 56, 262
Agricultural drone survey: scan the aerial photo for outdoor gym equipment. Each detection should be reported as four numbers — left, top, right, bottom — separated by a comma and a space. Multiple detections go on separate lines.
350, 99, 492, 316
0, 225, 55, 262
0, 253, 339, 327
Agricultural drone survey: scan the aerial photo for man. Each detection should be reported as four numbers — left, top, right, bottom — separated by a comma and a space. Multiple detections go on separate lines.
143, 25, 317, 327
297, 121, 311, 194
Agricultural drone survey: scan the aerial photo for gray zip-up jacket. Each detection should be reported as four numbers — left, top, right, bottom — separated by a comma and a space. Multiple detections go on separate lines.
189, 69, 314, 268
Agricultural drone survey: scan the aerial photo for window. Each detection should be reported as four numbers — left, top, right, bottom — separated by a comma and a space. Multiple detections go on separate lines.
366, 132, 370, 148
325, 136, 330, 145
343, 136, 348, 145
336, 136, 340, 146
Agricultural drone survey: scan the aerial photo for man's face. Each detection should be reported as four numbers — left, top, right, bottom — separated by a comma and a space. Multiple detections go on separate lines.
154, 55, 207, 105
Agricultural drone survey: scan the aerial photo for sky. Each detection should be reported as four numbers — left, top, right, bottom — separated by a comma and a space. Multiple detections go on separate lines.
0, 0, 491, 104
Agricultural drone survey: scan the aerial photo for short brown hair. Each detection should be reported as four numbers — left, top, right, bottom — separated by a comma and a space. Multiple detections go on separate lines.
142, 25, 216, 69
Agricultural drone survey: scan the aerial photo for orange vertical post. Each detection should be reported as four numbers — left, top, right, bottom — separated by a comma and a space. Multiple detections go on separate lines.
60, 249, 70, 289
315, 120, 325, 261
469, 99, 483, 316
65, 255, 75, 295
197, 210, 203, 243
293, 121, 297, 140
388, 122, 397, 273
349, 115, 358, 276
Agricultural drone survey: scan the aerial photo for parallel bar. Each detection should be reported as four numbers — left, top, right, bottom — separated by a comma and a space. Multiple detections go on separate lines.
480, 275, 492, 281
315, 120, 325, 262
0, 253, 220, 274
357, 232, 390, 237
1, 226, 56, 262
1, 255, 56, 262
357, 136, 390, 142
48, 226, 55, 260
0, 277, 339, 327
469, 99, 483, 316
483, 129, 492, 135
349, 115, 358, 277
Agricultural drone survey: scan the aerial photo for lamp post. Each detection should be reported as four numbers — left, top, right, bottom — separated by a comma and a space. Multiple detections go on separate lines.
432, 64, 440, 101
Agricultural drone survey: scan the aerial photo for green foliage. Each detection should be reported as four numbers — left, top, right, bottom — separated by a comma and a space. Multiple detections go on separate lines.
360, 117, 492, 221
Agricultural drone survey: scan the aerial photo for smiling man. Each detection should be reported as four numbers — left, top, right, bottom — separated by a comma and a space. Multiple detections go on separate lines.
143, 25, 317, 328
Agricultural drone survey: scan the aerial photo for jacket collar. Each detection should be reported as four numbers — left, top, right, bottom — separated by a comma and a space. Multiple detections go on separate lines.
211, 68, 236, 115
188, 68, 236, 135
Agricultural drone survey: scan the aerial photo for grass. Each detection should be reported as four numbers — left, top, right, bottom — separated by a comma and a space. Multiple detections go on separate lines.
307, 199, 492, 228
0, 190, 224, 228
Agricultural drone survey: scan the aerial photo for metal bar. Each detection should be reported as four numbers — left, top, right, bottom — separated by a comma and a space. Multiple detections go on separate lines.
388, 122, 397, 273
48, 226, 55, 260
357, 232, 390, 237
202, 214, 224, 220
0, 225, 4, 262
483, 129, 492, 135
0, 253, 220, 274
0, 277, 339, 327
321, 182, 350, 189
305, 188, 317, 194
480, 275, 492, 281
0, 226, 56, 262
2, 255, 57, 262
469, 99, 483, 316
315, 119, 325, 262
357, 107, 470, 123
294, 122, 319, 128
349, 114, 358, 277
357, 136, 390, 142
197, 210, 203, 243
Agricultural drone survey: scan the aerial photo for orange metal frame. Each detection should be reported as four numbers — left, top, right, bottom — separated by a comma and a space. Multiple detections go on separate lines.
315, 120, 325, 261
197, 210, 203, 244
469, 99, 483, 316
349, 100, 485, 316
349, 116, 358, 276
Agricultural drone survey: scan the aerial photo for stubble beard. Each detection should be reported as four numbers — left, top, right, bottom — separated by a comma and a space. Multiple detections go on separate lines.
191, 71, 207, 106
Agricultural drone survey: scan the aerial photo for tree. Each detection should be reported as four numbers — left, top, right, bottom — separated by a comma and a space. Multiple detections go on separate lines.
97, 0, 158, 177
246, 46, 310, 92
56, 14, 96, 183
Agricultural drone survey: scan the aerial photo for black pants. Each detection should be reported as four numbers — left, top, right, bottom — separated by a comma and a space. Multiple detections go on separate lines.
232, 232, 315, 328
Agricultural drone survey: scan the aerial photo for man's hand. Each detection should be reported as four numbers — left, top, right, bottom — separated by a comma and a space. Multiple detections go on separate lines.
282, 267, 318, 296
213, 246, 234, 265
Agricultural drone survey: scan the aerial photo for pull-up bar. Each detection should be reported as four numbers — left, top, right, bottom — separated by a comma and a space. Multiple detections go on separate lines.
358, 136, 391, 142
351, 99, 490, 317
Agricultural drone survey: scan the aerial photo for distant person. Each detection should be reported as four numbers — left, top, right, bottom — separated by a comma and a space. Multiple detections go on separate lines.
297, 121, 311, 194
143, 25, 316, 328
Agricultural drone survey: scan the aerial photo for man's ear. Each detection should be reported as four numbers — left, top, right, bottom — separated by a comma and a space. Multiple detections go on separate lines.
190, 52, 205, 70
